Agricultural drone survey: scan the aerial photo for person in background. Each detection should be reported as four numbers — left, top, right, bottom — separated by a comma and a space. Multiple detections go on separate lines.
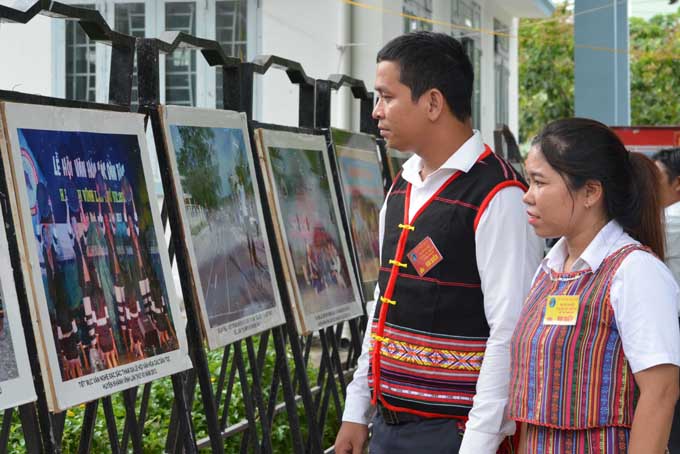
652, 147, 680, 453
511, 118, 680, 453
652, 148, 680, 283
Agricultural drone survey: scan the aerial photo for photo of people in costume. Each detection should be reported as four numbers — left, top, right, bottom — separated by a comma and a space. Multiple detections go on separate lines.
18, 127, 179, 382
162, 107, 284, 348
332, 129, 384, 300
256, 128, 363, 334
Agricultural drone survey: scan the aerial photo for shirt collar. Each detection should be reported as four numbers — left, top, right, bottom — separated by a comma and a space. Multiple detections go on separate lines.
400, 130, 485, 186
540, 220, 626, 274
666, 200, 680, 217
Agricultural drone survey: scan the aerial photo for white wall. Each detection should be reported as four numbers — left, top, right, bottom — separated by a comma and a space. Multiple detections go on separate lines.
0, 0, 528, 144
0, 15, 53, 96
257, 0, 347, 127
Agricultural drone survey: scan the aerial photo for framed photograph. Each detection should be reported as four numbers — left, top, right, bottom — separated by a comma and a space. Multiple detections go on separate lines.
0, 102, 192, 411
254, 127, 363, 335
0, 203, 36, 411
330, 128, 384, 302
385, 147, 413, 181
159, 106, 285, 349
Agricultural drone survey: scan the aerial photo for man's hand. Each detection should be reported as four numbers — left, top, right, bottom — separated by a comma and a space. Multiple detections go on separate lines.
334, 421, 369, 454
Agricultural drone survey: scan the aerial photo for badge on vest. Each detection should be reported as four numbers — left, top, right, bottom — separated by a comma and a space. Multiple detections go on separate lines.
407, 236, 443, 277
543, 295, 580, 325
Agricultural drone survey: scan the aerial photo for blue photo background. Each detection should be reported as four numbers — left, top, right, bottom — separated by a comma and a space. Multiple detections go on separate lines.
18, 128, 176, 379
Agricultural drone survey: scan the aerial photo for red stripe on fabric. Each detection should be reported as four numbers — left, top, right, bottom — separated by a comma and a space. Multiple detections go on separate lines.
473, 180, 528, 232
378, 395, 469, 420
433, 197, 479, 210
379, 267, 481, 288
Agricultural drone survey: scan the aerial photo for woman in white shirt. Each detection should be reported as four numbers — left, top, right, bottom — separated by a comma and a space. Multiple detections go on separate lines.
509, 118, 680, 454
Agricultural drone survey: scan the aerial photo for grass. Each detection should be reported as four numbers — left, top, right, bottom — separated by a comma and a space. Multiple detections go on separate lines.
1, 335, 344, 453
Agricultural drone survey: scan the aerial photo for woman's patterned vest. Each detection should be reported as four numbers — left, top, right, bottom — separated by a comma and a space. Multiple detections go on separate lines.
509, 244, 646, 429
367, 146, 527, 418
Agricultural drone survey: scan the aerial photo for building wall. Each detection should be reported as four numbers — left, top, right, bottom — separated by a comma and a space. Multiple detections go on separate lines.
0, 0, 545, 144
0, 15, 53, 96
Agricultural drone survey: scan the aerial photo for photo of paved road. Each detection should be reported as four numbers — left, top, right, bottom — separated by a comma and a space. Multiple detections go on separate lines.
193, 205, 275, 328
0, 295, 19, 382
170, 124, 277, 330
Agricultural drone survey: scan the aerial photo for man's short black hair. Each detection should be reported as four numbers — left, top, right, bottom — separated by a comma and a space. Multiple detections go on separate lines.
376, 31, 473, 123
652, 147, 680, 182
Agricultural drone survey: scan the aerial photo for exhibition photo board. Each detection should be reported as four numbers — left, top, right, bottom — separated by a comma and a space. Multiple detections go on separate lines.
0, 197, 36, 411
159, 106, 285, 349
254, 127, 363, 335
330, 128, 384, 302
385, 147, 414, 181
0, 102, 192, 411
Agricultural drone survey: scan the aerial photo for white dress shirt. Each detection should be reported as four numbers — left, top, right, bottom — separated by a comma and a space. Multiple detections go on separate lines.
665, 201, 680, 288
538, 220, 680, 373
342, 131, 544, 453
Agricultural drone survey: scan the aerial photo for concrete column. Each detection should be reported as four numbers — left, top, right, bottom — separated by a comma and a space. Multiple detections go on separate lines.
334, 0, 353, 129
574, 0, 630, 125
479, 0, 496, 146
508, 17, 519, 138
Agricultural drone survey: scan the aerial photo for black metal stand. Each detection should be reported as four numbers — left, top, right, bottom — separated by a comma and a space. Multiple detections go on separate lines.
0, 3, 382, 453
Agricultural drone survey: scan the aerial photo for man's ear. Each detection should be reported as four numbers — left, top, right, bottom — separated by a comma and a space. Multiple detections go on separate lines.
424, 89, 445, 121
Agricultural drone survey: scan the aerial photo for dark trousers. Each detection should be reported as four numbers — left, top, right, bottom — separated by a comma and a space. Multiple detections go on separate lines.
670, 394, 680, 453
369, 411, 463, 454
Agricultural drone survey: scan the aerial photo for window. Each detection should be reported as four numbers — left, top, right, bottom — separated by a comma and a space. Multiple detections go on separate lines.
114, 3, 145, 105
56, 0, 252, 106
494, 19, 510, 127
65, 4, 97, 102
451, 0, 481, 129
165, 2, 197, 106
403, 0, 433, 33
215, 1, 247, 109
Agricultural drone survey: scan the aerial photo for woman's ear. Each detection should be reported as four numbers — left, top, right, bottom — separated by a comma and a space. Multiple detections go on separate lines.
583, 179, 604, 209
672, 175, 680, 195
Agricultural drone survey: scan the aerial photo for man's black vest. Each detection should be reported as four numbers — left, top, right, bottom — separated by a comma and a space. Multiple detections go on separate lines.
368, 146, 527, 418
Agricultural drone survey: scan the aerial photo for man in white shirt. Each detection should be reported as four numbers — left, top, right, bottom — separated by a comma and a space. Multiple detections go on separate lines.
652, 147, 680, 452
333, 31, 542, 454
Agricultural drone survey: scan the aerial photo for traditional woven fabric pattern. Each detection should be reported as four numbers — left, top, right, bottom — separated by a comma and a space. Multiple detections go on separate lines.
368, 322, 487, 408
510, 244, 645, 430
522, 423, 629, 453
